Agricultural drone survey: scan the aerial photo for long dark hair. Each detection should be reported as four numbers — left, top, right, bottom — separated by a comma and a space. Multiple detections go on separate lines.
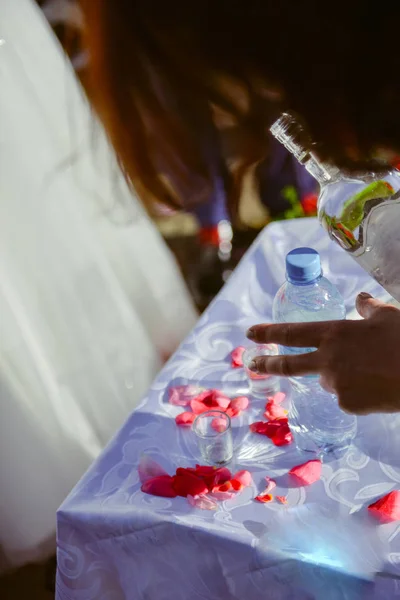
80, 0, 400, 212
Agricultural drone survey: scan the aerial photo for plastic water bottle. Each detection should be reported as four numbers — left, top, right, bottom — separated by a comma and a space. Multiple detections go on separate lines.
273, 247, 356, 457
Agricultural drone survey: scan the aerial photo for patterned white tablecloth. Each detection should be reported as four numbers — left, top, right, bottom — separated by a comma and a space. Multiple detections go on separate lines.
56, 219, 400, 600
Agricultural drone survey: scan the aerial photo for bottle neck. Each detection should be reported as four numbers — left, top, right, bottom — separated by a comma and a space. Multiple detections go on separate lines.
270, 113, 339, 186
305, 153, 338, 185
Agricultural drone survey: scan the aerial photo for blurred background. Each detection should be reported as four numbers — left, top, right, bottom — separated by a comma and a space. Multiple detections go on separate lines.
0, 1, 317, 598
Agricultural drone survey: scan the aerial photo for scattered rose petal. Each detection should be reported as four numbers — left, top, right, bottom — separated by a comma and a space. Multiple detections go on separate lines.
175, 412, 196, 427
213, 395, 231, 410
190, 390, 230, 414
272, 424, 293, 446
138, 456, 169, 484
276, 496, 288, 505
190, 399, 211, 414
255, 493, 273, 503
210, 490, 237, 500
190, 465, 231, 490
213, 481, 233, 493
168, 385, 204, 406
289, 459, 322, 486
368, 491, 400, 523
230, 396, 249, 412
233, 470, 252, 487
211, 417, 228, 433
265, 476, 277, 493
231, 480, 244, 492
141, 475, 178, 497
226, 406, 241, 418
250, 418, 293, 446
267, 391, 286, 405
187, 494, 218, 511
264, 401, 288, 420
173, 469, 209, 497
231, 346, 245, 368
250, 421, 269, 434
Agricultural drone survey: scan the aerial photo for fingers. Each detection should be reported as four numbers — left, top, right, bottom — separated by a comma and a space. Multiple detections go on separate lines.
249, 351, 322, 377
247, 321, 335, 348
356, 292, 386, 319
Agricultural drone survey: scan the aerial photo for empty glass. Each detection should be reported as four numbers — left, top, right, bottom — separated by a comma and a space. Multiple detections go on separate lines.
192, 410, 233, 465
242, 344, 279, 397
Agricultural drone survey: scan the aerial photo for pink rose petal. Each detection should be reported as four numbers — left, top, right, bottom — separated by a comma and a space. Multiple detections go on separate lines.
265, 476, 277, 494
138, 455, 169, 484
264, 401, 288, 420
168, 385, 204, 406
141, 475, 178, 497
211, 417, 228, 433
233, 470, 252, 487
175, 412, 196, 427
187, 494, 218, 511
368, 491, 400, 523
190, 390, 230, 414
213, 395, 231, 410
267, 392, 286, 405
210, 490, 237, 500
190, 399, 210, 414
231, 346, 245, 368
230, 396, 249, 412
289, 459, 322, 486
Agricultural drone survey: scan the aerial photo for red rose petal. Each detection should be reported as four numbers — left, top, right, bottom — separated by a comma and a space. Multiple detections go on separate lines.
250, 421, 269, 434
141, 475, 178, 498
169, 385, 204, 406
213, 481, 233, 493
191, 390, 231, 413
173, 469, 209, 497
226, 406, 241, 418
175, 412, 196, 427
271, 426, 293, 447
368, 491, 400, 523
231, 346, 245, 368
233, 470, 252, 487
267, 392, 286, 405
276, 496, 288, 504
289, 459, 322, 486
230, 479, 244, 492
255, 493, 273, 503
138, 456, 169, 484
191, 465, 231, 490
229, 396, 249, 412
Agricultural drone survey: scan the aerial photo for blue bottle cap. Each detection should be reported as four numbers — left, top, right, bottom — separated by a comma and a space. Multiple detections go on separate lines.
285, 247, 322, 284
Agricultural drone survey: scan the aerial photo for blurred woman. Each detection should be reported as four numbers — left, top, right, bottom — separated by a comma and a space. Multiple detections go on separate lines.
0, 0, 197, 570
79, 0, 400, 415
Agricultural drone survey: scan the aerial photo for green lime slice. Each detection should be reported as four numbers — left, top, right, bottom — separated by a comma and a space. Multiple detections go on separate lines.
340, 180, 394, 231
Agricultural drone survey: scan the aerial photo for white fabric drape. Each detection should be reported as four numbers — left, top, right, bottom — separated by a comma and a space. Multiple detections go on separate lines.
0, 0, 197, 570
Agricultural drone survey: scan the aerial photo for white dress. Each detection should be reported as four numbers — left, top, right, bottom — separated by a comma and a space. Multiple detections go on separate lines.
0, 0, 197, 570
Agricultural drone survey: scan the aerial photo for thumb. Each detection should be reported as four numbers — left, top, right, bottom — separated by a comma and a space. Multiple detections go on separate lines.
356, 292, 386, 319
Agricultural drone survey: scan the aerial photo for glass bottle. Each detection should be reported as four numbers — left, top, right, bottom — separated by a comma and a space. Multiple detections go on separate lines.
270, 113, 400, 301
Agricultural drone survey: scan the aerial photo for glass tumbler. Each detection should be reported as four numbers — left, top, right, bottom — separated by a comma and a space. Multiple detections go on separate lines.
242, 344, 279, 397
192, 410, 233, 465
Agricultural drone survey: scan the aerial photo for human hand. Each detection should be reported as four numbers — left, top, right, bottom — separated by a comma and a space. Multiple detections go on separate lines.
247, 292, 400, 415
